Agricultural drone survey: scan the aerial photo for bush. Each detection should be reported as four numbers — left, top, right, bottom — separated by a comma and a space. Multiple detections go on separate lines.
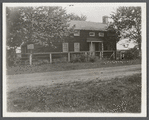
89, 55, 96, 62
71, 54, 97, 63
79, 54, 87, 62
71, 57, 81, 63
124, 47, 140, 60
71, 54, 87, 63
53, 57, 67, 63
6, 48, 21, 66
32, 59, 50, 65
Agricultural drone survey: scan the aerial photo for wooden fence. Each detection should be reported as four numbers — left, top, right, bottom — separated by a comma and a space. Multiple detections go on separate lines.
17, 50, 115, 65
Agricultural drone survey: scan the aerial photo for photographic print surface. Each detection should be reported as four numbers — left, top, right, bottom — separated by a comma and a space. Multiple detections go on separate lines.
3, 2, 147, 117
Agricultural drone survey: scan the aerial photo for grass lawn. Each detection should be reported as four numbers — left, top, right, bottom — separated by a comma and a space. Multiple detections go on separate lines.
7, 73, 141, 112
7, 59, 141, 75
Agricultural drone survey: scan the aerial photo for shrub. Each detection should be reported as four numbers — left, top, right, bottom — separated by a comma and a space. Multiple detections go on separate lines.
89, 55, 96, 62
71, 54, 87, 63
32, 59, 50, 65
6, 48, 21, 66
79, 54, 87, 62
71, 54, 97, 63
124, 47, 140, 60
71, 56, 81, 63
53, 57, 67, 63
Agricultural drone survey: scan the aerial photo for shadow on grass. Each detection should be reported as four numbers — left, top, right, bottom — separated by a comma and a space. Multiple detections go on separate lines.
7, 74, 141, 113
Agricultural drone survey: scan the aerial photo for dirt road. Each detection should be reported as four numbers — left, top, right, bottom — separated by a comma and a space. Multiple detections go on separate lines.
6, 64, 141, 92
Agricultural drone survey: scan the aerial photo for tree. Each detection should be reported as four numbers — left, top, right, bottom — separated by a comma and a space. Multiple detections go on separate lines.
6, 6, 83, 49
110, 7, 141, 50
6, 7, 24, 49
6, 6, 87, 66
68, 13, 87, 21
124, 46, 140, 60
6, 7, 28, 66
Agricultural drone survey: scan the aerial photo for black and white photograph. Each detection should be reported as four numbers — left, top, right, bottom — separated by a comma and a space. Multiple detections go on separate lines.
3, 3, 147, 117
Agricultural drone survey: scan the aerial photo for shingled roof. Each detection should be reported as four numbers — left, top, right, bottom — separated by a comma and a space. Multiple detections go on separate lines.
69, 20, 108, 31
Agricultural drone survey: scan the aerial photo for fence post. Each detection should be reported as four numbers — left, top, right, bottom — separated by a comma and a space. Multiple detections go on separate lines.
29, 53, 32, 65
100, 52, 102, 60
49, 53, 52, 64
68, 52, 70, 62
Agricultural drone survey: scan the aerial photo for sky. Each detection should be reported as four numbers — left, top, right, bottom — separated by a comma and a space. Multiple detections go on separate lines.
5, 2, 142, 24
64, 4, 117, 23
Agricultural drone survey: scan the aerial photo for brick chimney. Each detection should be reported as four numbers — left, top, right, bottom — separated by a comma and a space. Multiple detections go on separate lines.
102, 16, 108, 24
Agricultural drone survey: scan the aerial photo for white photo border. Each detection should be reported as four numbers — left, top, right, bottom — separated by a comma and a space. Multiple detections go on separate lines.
2, 2, 147, 117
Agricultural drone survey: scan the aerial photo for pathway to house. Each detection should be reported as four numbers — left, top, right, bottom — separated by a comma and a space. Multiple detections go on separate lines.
6, 64, 141, 92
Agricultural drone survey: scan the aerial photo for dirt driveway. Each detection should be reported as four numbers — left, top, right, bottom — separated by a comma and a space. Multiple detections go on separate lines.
6, 64, 141, 92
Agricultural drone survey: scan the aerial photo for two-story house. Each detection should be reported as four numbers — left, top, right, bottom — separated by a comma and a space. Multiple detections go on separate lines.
21, 16, 117, 60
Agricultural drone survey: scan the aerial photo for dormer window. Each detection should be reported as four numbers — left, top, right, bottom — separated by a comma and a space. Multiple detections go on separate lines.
74, 30, 80, 36
98, 32, 104, 37
89, 32, 95, 36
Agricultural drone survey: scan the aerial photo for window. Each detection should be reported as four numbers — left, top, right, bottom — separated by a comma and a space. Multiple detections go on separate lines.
63, 43, 69, 52
26, 44, 34, 53
74, 43, 80, 52
27, 44, 34, 49
74, 30, 80, 36
98, 32, 104, 37
89, 32, 95, 36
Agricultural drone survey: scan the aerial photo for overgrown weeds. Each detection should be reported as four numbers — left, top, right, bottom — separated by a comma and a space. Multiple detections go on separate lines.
7, 74, 141, 112
7, 59, 141, 75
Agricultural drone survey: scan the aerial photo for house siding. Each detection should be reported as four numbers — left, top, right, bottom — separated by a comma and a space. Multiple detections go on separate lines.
21, 30, 116, 53
67, 30, 106, 52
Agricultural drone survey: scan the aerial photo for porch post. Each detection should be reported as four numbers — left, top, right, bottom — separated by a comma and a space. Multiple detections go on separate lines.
101, 42, 104, 59
91, 41, 93, 55
100, 52, 102, 60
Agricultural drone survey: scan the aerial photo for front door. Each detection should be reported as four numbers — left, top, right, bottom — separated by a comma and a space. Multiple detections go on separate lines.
95, 43, 102, 51
89, 42, 95, 55
89, 42, 95, 52
90, 42, 102, 51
